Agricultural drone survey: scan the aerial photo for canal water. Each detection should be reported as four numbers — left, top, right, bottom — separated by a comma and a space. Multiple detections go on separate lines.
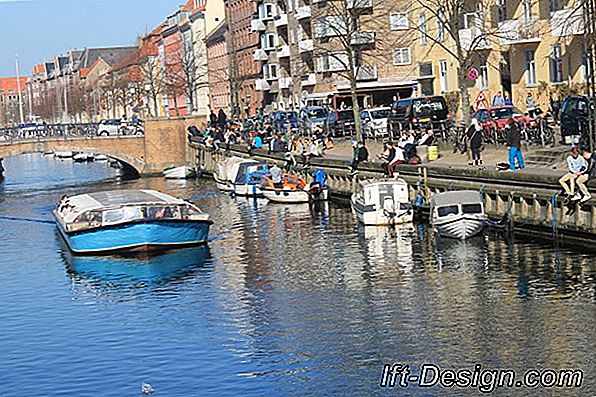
0, 154, 594, 396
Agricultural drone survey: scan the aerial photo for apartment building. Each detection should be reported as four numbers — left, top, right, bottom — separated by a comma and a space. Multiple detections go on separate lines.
0, 77, 28, 127
206, 21, 232, 111
246, 0, 589, 115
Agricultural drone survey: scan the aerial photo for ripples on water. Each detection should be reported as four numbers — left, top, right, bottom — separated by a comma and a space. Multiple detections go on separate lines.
0, 154, 594, 396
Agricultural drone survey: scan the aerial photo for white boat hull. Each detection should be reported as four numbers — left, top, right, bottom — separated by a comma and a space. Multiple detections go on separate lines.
262, 187, 329, 203
164, 166, 195, 179
54, 151, 73, 158
351, 196, 413, 226
234, 184, 262, 197
214, 175, 234, 192
432, 216, 486, 239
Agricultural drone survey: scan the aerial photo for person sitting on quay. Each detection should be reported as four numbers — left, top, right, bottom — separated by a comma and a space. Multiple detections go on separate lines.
575, 148, 595, 203
559, 147, 587, 202
506, 119, 525, 171
349, 141, 369, 174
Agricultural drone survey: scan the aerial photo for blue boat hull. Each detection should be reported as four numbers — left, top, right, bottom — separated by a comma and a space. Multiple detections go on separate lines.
57, 220, 211, 254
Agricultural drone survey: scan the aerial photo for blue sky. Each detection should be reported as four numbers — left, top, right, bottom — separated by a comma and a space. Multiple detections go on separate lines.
0, 0, 185, 76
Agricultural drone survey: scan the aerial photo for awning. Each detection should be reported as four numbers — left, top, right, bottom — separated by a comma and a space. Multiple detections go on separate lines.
335, 77, 418, 92
301, 92, 334, 100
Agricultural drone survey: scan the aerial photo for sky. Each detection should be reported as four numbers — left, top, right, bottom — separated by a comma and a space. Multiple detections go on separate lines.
0, 0, 185, 76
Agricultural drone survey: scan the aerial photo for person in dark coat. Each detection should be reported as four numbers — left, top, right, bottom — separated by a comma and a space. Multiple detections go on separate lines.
209, 109, 217, 127
217, 109, 227, 131
467, 119, 483, 166
506, 119, 525, 170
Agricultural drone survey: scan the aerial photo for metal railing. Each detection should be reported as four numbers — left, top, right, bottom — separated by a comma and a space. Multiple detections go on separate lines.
0, 122, 144, 143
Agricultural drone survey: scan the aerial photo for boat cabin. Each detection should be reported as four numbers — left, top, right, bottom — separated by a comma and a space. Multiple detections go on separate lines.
355, 179, 410, 209
431, 191, 484, 219
55, 190, 207, 232
233, 162, 269, 185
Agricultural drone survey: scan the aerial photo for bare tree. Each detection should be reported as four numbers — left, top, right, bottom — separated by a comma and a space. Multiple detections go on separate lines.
311, 0, 398, 141
139, 55, 163, 117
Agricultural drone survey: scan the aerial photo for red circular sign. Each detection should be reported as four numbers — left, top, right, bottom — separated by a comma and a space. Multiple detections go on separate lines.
467, 68, 479, 80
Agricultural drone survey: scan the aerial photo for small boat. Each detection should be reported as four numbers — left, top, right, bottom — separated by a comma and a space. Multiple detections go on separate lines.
95, 154, 109, 161
163, 166, 196, 179
54, 151, 73, 159
430, 190, 487, 239
53, 189, 212, 254
43, 150, 54, 156
351, 178, 413, 225
214, 156, 245, 191
260, 173, 329, 203
73, 153, 95, 162
233, 162, 269, 196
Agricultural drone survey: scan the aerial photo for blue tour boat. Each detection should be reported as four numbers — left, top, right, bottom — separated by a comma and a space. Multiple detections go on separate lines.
53, 189, 212, 254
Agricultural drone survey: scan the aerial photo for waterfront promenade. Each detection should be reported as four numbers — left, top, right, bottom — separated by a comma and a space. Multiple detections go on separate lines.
190, 138, 596, 246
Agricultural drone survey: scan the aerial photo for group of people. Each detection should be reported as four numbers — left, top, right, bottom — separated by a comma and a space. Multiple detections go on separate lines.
559, 147, 595, 203
465, 117, 525, 170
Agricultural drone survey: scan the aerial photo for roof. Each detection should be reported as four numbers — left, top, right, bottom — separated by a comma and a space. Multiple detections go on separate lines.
359, 178, 408, 187
77, 46, 137, 69
431, 190, 483, 207
0, 77, 27, 95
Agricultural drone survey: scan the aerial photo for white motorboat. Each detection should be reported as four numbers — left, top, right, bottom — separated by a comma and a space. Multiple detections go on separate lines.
95, 154, 109, 161
73, 153, 95, 162
260, 173, 329, 203
351, 178, 413, 225
232, 162, 269, 197
430, 190, 487, 239
54, 151, 73, 159
214, 156, 245, 191
163, 166, 196, 179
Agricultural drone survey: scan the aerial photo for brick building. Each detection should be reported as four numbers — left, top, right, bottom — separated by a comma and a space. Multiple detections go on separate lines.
206, 21, 231, 112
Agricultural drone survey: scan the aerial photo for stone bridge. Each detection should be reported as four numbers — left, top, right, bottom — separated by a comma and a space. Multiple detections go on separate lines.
0, 117, 204, 176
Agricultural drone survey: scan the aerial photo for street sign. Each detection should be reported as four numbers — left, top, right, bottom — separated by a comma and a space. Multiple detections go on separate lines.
467, 68, 479, 80
475, 90, 489, 109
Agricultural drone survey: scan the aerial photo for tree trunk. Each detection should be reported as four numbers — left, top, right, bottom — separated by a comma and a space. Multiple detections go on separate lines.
349, 76, 362, 142
458, 67, 471, 126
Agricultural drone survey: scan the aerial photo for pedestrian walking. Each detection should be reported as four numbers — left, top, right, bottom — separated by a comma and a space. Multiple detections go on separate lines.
506, 119, 525, 170
467, 119, 483, 166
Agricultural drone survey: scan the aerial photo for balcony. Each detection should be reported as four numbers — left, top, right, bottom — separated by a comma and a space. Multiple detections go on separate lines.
347, 0, 373, 10
351, 30, 376, 46
498, 17, 540, 45
356, 65, 378, 81
295, 6, 311, 20
274, 13, 288, 28
255, 79, 271, 91
250, 19, 267, 32
301, 73, 317, 86
551, 8, 584, 37
253, 49, 269, 61
298, 39, 314, 53
277, 45, 291, 58
279, 77, 293, 89
458, 27, 490, 51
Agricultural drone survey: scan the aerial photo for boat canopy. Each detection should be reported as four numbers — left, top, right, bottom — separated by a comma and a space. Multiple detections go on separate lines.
431, 190, 483, 207
58, 189, 189, 224
217, 156, 247, 182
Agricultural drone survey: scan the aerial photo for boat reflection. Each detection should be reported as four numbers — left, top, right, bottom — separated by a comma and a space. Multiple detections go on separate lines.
434, 235, 488, 270
61, 235, 212, 290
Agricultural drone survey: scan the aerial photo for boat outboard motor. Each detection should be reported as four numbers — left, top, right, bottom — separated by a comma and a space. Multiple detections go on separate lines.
382, 197, 397, 219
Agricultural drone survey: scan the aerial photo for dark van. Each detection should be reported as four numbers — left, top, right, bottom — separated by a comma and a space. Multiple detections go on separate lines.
560, 95, 590, 145
326, 109, 356, 137
388, 95, 451, 133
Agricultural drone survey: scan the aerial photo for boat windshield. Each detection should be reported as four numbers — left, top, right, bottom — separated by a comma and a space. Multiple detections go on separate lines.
437, 205, 459, 217
103, 206, 143, 224
462, 203, 483, 214
145, 206, 182, 220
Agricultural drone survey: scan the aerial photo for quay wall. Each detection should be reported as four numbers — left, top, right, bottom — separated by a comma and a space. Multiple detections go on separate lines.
189, 140, 596, 245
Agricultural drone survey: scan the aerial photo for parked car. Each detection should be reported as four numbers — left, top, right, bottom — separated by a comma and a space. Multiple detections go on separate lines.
299, 106, 328, 133
97, 119, 143, 136
271, 111, 299, 131
326, 109, 356, 137
473, 106, 547, 144
388, 96, 451, 134
560, 95, 591, 145
360, 107, 391, 138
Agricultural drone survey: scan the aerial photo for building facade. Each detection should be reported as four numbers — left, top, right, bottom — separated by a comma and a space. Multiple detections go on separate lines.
0, 77, 29, 127
206, 21, 232, 112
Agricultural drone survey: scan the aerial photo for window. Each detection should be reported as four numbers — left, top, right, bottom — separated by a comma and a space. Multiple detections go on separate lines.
550, 44, 563, 83
316, 52, 349, 72
419, 62, 433, 77
437, 205, 459, 217
462, 204, 483, 214
393, 48, 411, 65
478, 64, 488, 89
548, 0, 561, 14
260, 3, 276, 19
264, 64, 278, 80
581, 50, 589, 83
497, 0, 507, 22
390, 12, 408, 30
525, 49, 536, 85
261, 33, 277, 49
315, 16, 347, 37
439, 59, 448, 92
436, 9, 445, 42
419, 13, 428, 45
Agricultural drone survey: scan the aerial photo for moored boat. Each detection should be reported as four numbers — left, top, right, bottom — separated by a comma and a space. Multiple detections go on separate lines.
53, 189, 212, 254
430, 190, 487, 239
260, 172, 329, 203
54, 151, 73, 159
232, 162, 269, 196
214, 156, 245, 191
351, 178, 413, 225
73, 153, 95, 162
163, 165, 196, 179
95, 154, 109, 161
